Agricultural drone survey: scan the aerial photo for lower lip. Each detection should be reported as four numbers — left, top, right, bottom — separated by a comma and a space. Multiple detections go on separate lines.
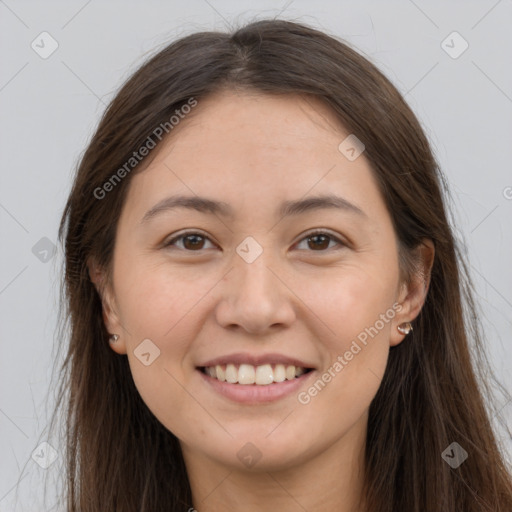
198, 369, 315, 404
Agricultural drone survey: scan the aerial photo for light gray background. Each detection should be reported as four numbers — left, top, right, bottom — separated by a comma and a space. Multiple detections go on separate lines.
1, 1, 511, 510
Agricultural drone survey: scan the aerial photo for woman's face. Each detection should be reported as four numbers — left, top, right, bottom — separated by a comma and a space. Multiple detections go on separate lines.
98, 90, 420, 472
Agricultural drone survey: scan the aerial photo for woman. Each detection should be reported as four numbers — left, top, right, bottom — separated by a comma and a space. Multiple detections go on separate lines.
54, 18, 512, 511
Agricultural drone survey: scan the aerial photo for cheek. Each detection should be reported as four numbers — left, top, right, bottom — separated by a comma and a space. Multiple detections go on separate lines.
301, 260, 398, 346
300, 261, 397, 407
114, 257, 212, 340
112, 260, 220, 433
290, 271, 395, 447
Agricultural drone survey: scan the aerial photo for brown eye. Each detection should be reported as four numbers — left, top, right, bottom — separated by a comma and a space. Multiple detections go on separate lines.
181, 234, 206, 250
164, 232, 215, 251
164, 230, 345, 253
295, 230, 345, 252
307, 234, 330, 250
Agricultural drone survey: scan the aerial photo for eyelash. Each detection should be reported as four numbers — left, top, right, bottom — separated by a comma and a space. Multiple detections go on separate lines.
163, 229, 347, 253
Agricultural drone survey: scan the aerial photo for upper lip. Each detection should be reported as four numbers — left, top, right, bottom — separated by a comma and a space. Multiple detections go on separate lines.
198, 352, 315, 369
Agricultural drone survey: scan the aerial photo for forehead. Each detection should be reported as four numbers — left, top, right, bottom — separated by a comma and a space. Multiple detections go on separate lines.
120, 90, 385, 225
169, 90, 348, 151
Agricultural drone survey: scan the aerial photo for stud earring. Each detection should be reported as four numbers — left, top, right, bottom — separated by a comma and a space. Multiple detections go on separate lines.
397, 322, 413, 335
109, 334, 119, 343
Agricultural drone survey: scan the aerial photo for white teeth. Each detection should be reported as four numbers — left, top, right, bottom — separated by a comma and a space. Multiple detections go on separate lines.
215, 364, 226, 382
238, 364, 255, 385
225, 363, 238, 383
255, 364, 273, 385
204, 363, 309, 385
274, 364, 286, 382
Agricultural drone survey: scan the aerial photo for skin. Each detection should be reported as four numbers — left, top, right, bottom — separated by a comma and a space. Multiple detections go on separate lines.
90, 90, 434, 512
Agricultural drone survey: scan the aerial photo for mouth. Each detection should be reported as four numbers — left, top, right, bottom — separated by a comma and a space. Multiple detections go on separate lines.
198, 363, 314, 386
196, 353, 317, 403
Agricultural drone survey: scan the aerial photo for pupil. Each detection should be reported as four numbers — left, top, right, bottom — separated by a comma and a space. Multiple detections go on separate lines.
184, 235, 203, 250
309, 234, 329, 250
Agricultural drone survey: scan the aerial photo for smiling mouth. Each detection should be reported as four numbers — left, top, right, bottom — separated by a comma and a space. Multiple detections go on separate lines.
198, 363, 314, 385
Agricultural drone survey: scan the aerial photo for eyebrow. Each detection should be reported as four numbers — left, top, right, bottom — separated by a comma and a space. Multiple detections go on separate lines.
140, 193, 367, 224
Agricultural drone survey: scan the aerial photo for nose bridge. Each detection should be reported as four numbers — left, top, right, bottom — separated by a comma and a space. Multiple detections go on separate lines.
216, 236, 295, 333
234, 238, 279, 302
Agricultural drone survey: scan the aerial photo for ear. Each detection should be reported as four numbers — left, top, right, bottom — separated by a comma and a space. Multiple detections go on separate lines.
390, 239, 435, 347
87, 257, 127, 355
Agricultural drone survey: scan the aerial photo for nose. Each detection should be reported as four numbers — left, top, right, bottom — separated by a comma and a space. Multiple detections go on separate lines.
214, 250, 297, 335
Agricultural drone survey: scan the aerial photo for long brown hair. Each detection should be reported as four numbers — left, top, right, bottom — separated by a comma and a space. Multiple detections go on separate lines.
52, 18, 512, 511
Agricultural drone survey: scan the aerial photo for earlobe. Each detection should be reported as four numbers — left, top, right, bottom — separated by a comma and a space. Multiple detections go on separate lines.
108, 332, 126, 355
390, 239, 435, 347
88, 257, 127, 355
388, 321, 414, 347
100, 293, 127, 354
102, 298, 128, 355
